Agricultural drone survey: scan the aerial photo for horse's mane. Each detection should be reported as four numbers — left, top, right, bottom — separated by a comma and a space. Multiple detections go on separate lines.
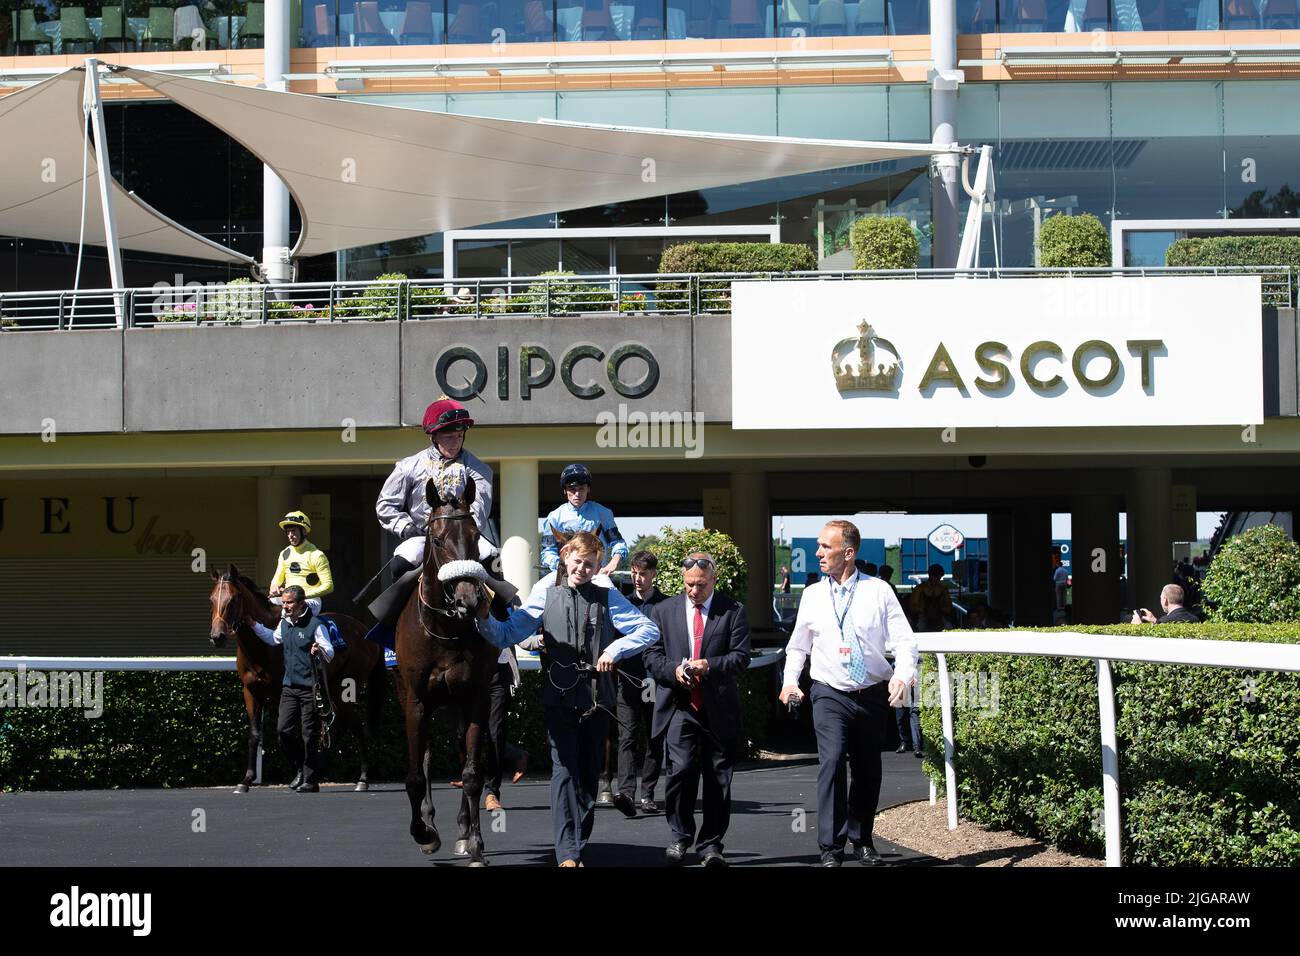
224, 572, 273, 611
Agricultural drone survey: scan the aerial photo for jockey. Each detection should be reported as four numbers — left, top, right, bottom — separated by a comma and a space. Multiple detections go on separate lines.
364, 397, 500, 647
540, 464, 628, 580
269, 510, 333, 616
376, 397, 497, 580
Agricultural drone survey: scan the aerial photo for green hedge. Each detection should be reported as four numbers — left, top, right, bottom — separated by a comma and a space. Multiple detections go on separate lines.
918, 623, 1300, 865
657, 242, 816, 312
1166, 235, 1300, 305
1037, 212, 1111, 267
849, 215, 920, 270
0, 665, 777, 792
1202, 524, 1300, 623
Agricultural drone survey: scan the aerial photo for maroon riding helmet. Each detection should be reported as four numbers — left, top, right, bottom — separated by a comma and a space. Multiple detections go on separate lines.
423, 398, 474, 434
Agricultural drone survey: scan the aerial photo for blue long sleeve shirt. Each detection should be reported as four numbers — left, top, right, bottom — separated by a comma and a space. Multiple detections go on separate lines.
477, 576, 659, 661
540, 500, 628, 571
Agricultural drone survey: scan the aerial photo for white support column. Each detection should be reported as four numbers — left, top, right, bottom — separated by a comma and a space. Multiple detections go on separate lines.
262, 0, 292, 283
500, 458, 539, 596
929, 0, 962, 269
83, 59, 125, 323
937, 652, 958, 830
1097, 658, 1122, 867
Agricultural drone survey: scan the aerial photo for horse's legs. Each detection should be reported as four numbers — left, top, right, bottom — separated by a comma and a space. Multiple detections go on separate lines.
457, 697, 488, 866
237, 687, 260, 793
404, 689, 439, 852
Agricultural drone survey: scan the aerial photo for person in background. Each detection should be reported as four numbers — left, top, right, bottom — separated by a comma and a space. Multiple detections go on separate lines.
615, 550, 668, 815
879, 564, 900, 600
1131, 583, 1200, 624
268, 510, 332, 615
910, 564, 953, 633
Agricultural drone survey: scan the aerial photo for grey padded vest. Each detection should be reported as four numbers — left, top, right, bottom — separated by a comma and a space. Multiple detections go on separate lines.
540, 582, 616, 712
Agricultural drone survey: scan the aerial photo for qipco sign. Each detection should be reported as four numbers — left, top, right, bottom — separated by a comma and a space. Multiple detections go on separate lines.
435, 343, 660, 402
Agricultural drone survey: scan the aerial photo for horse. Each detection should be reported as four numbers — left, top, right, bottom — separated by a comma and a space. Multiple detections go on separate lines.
208, 565, 388, 793
394, 473, 498, 866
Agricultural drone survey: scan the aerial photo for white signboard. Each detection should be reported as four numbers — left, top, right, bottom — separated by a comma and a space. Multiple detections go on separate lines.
929, 524, 964, 553
731, 277, 1264, 429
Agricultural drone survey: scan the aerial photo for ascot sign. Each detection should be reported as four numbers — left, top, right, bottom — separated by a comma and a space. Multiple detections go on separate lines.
731, 276, 1264, 429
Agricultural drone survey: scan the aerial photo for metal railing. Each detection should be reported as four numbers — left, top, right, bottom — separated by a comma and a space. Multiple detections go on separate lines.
914, 630, 1300, 867
0, 266, 1291, 332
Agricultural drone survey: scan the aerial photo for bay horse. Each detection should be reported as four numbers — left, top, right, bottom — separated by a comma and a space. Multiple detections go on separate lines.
208, 565, 388, 793
395, 473, 498, 866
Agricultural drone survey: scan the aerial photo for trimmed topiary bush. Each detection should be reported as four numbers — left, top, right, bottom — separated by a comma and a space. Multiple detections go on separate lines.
850, 215, 920, 270
648, 526, 748, 602
1202, 523, 1300, 623
1036, 212, 1111, 267
919, 622, 1300, 865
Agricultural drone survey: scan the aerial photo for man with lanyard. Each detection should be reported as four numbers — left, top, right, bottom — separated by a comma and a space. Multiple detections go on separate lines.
474, 531, 659, 867
245, 586, 335, 793
780, 520, 918, 866
268, 510, 333, 616
365, 397, 498, 645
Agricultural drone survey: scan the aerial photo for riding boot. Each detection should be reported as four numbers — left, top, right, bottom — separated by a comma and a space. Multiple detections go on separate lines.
364, 557, 420, 650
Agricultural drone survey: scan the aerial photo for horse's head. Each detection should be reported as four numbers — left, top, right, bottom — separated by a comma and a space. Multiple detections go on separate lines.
208, 563, 245, 646
424, 469, 483, 618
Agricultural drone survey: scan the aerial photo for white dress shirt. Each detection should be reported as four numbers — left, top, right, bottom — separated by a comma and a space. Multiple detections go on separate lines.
783, 571, 917, 691
249, 616, 335, 663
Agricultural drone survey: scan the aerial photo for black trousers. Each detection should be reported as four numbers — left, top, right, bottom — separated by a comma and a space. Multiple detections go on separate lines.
484, 662, 527, 795
663, 708, 736, 854
277, 685, 321, 784
616, 676, 663, 800
811, 680, 889, 854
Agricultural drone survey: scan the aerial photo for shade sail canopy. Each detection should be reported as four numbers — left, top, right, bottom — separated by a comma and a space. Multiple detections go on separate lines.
0, 70, 252, 265
120, 67, 962, 259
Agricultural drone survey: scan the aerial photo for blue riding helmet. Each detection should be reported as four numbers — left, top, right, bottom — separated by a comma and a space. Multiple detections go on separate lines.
560, 463, 593, 489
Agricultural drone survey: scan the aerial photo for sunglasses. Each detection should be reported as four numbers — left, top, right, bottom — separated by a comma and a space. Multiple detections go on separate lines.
681, 557, 714, 570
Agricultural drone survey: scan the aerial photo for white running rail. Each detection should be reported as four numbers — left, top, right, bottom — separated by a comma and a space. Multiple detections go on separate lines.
914, 630, 1300, 867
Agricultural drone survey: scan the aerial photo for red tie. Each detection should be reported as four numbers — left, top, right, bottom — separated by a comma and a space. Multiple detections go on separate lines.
690, 603, 704, 712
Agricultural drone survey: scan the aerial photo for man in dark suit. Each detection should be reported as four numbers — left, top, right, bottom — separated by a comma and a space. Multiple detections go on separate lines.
644, 552, 751, 867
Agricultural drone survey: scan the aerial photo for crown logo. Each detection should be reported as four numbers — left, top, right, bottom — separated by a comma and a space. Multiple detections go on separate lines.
832, 320, 902, 394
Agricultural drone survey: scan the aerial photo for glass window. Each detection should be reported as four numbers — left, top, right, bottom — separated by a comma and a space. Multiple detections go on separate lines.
457, 238, 510, 276
301, 0, 340, 45
557, 0, 673, 40
613, 236, 666, 275
510, 238, 561, 275
340, 0, 407, 45
557, 90, 666, 128
667, 88, 778, 136
777, 85, 889, 140
956, 0, 995, 30
1112, 82, 1224, 222
665, 0, 775, 39
561, 238, 613, 274
888, 84, 930, 141
888, 0, 928, 33
1123, 230, 1179, 266
997, 0, 1074, 32
447, 0, 552, 42
1224, 82, 1300, 220
448, 91, 558, 121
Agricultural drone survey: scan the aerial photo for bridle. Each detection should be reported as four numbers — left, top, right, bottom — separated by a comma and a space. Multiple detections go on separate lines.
214, 576, 244, 639
418, 509, 485, 637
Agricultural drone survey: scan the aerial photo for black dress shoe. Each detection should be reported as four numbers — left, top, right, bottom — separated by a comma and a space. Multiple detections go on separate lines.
895, 744, 908, 754
612, 793, 637, 818
819, 851, 842, 867
701, 849, 727, 868
596, 790, 614, 807
853, 843, 884, 866
639, 797, 659, 814
914, 750, 925, 759
290, 770, 305, 789
294, 781, 320, 793
665, 840, 691, 866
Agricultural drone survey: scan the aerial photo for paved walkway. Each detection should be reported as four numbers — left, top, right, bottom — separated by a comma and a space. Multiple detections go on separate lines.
2, 753, 934, 867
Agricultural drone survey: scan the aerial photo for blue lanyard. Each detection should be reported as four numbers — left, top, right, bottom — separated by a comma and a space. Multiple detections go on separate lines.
829, 575, 858, 640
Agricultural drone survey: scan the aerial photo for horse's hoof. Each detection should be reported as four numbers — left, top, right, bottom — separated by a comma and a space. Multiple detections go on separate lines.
413, 825, 441, 854
468, 859, 488, 868
355, 781, 369, 792
419, 841, 438, 855
453, 839, 470, 857
234, 783, 249, 794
